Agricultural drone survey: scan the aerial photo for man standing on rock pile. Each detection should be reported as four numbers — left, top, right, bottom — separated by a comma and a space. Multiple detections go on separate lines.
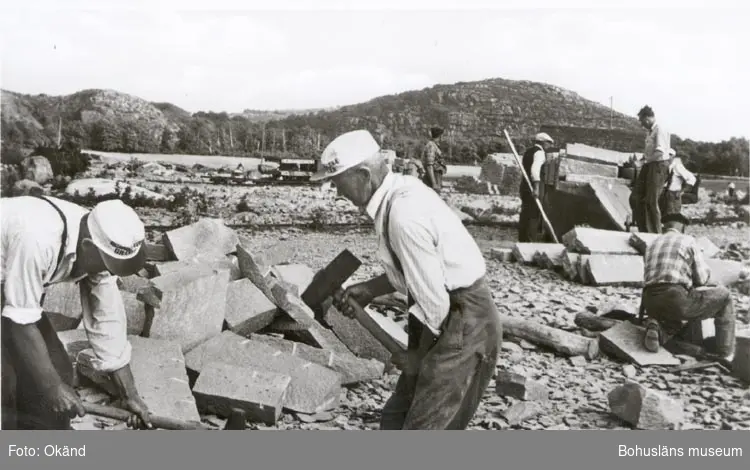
636, 105, 672, 233
641, 212, 735, 362
311, 129, 501, 430
518, 132, 554, 242
659, 148, 697, 217
1, 196, 152, 430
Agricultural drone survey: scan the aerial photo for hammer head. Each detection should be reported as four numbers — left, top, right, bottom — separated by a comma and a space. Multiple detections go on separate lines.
301, 249, 362, 309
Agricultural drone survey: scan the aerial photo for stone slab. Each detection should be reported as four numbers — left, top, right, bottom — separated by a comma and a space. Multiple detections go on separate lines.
184, 331, 342, 414
250, 333, 384, 385
490, 247, 514, 263
77, 335, 200, 423
495, 371, 549, 401
270, 264, 316, 295
42, 282, 81, 319
323, 305, 392, 365
561, 250, 581, 281
162, 218, 239, 261
562, 227, 640, 255
559, 155, 619, 178
192, 361, 291, 425
225, 279, 278, 335
599, 321, 681, 366
585, 254, 644, 287
121, 291, 147, 336
235, 241, 274, 299
138, 266, 231, 353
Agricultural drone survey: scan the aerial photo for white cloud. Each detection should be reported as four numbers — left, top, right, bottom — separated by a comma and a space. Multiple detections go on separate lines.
0, 4, 747, 141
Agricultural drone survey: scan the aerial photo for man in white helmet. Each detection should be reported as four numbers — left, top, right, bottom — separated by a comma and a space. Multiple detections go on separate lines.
312, 130, 501, 430
659, 148, 697, 216
518, 132, 554, 242
1, 196, 152, 430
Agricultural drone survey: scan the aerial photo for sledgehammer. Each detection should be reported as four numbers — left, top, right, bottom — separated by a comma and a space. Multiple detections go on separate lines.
302, 250, 408, 357
83, 403, 209, 430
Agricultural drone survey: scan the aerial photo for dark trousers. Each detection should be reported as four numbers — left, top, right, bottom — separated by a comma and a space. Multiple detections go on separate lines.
1, 314, 75, 430
634, 161, 670, 233
643, 284, 736, 356
518, 195, 542, 242
659, 190, 682, 216
380, 277, 501, 430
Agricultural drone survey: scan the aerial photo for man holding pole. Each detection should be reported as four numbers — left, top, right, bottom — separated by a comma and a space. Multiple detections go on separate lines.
311, 129, 501, 430
518, 132, 554, 242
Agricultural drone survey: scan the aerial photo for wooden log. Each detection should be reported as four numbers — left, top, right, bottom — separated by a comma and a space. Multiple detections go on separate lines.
574, 311, 621, 332
83, 403, 209, 430
499, 315, 599, 360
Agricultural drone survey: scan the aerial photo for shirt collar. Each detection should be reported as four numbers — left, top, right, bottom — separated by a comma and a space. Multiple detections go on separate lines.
365, 171, 396, 220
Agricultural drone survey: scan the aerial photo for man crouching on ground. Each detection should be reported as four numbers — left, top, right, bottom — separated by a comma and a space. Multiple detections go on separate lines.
310, 130, 502, 430
641, 213, 735, 361
1, 196, 152, 430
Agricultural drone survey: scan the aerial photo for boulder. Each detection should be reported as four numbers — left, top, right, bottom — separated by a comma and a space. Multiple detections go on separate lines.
608, 382, 684, 429
21, 155, 54, 184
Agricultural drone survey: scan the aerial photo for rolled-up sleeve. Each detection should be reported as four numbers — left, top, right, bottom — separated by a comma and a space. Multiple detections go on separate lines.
79, 273, 131, 372
1, 235, 52, 325
389, 208, 450, 336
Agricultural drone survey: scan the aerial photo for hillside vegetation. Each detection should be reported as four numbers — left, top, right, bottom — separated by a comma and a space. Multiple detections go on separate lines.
1, 78, 746, 175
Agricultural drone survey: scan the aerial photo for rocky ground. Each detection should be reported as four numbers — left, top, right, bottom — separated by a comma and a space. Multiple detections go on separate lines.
71, 223, 749, 431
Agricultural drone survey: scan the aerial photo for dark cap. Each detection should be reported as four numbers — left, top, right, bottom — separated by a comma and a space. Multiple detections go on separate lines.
637, 105, 655, 118
430, 126, 444, 139
661, 212, 690, 226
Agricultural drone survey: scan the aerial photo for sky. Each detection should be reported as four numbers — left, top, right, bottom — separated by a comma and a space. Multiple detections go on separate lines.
0, 0, 748, 142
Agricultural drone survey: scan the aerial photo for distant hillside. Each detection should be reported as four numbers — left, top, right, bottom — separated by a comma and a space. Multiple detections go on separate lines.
1, 79, 746, 175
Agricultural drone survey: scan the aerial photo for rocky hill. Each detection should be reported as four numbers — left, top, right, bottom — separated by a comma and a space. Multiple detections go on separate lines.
0, 78, 656, 163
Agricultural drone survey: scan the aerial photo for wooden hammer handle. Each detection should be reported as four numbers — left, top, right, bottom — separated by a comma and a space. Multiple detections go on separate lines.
83, 403, 209, 430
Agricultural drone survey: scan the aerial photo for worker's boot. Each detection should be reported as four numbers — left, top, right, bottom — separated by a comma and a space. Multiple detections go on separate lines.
643, 319, 662, 353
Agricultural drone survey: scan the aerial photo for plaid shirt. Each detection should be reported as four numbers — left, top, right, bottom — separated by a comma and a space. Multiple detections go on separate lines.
644, 230, 711, 289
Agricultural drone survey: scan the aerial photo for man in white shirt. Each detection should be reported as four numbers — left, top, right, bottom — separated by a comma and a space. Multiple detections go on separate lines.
659, 148, 697, 216
518, 132, 554, 242
1, 196, 152, 430
311, 130, 501, 430
636, 105, 672, 233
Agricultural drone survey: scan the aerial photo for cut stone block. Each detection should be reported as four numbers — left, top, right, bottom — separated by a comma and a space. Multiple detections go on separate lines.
512, 243, 565, 264
184, 332, 342, 414
577, 255, 592, 285
192, 361, 291, 425
585, 254, 644, 287
225, 279, 278, 335
268, 278, 315, 329
235, 241, 274, 299
162, 218, 239, 261
270, 264, 315, 294
490, 247, 514, 262
250, 333, 384, 385
608, 381, 684, 430
152, 256, 241, 281
562, 227, 640, 255
599, 321, 681, 366
706, 259, 745, 286
117, 275, 151, 294
77, 335, 200, 423
695, 236, 720, 259
323, 305, 392, 365
121, 291, 147, 335
495, 371, 549, 401
42, 282, 81, 319
138, 265, 231, 353
558, 156, 619, 178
